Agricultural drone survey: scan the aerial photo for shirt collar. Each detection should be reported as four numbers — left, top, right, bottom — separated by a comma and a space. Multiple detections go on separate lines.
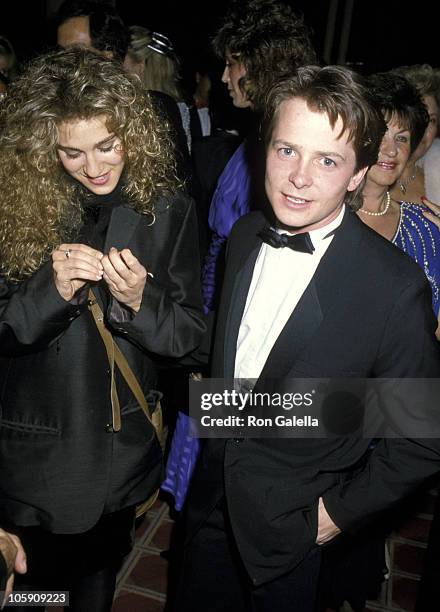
276, 204, 345, 250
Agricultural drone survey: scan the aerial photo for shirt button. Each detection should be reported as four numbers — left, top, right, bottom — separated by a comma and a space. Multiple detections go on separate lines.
105, 423, 114, 433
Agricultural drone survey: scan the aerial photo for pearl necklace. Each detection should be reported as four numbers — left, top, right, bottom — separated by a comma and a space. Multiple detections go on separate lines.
359, 190, 391, 217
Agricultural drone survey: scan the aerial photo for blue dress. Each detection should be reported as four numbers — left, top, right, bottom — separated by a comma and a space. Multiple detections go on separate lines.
393, 202, 440, 316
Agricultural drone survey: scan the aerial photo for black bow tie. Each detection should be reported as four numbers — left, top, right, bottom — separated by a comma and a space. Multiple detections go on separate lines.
258, 226, 315, 254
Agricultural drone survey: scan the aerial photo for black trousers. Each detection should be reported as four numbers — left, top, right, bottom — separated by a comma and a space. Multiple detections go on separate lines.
173, 502, 321, 612
6, 506, 135, 611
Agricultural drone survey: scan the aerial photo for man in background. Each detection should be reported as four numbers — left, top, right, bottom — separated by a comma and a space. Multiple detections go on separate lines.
56, 0, 128, 61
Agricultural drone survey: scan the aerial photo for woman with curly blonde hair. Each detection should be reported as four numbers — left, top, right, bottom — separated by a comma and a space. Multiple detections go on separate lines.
0, 47, 204, 611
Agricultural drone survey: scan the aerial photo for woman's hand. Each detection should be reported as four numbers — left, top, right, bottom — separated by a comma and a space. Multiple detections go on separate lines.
101, 247, 147, 313
52, 244, 104, 301
421, 196, 440, 229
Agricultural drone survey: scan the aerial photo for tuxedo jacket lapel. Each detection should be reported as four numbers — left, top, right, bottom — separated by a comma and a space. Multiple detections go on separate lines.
256, 208, 363, 382
313, 209, 364, 313
222, 213, 324, 382
218, 208, 365, 382
224, 243, 261, 379
259, 278, 323, 382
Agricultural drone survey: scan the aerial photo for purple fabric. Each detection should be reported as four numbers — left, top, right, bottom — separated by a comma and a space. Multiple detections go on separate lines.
161, 411, 200, 511
201, 142, 252, 312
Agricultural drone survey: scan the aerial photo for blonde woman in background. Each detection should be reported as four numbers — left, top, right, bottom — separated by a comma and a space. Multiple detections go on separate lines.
125, 26, 202, 153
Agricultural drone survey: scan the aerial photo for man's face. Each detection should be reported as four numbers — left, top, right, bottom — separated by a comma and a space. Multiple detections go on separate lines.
57, 16, 92, 49
265, 98, 367, 233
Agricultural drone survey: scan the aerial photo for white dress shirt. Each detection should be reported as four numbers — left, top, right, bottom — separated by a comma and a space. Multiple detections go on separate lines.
235, 206, 345, 380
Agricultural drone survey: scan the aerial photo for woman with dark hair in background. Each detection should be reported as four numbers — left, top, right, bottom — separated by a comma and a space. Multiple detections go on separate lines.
357, 72, 440, 331
390, 64, 440, 207
0, 47, 204, 611
202, 0, 317, 313
319, 72, 440, 612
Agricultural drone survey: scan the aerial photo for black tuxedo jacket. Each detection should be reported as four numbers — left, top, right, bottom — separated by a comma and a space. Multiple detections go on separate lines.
0, 194, 205, 534
186, 207, 440, 586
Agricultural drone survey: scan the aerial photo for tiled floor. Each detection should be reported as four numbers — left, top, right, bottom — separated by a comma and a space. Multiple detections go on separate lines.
113, 497, 383, 612
110, 492, 431, 612
113, 495, 174, 612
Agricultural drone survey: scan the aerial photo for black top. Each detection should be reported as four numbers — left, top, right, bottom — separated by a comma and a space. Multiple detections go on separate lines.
78, 182, 124, 251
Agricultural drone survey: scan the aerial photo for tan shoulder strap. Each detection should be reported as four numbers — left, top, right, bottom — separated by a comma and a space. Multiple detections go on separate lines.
87, 288, 152, 432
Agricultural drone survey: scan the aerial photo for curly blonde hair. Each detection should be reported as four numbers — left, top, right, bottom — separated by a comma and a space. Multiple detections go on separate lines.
0, 47, 179, 280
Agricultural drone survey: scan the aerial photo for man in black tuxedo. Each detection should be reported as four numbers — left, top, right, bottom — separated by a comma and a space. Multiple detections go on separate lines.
175, 66, 440, 612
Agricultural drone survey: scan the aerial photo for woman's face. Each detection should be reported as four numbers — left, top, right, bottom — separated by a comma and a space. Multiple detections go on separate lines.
367, 114, 412, 188
57, 116, 125, 195
221, 52, 251, 109
411, 94, 439, 162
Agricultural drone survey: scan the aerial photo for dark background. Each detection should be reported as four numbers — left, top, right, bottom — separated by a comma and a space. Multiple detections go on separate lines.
1, 0, 438, 74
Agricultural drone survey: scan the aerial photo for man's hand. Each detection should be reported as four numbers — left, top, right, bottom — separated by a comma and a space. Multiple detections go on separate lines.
316, 497, 341, 545
52, 244, 103, 301
101, 248, 147, 313
0, 528, 26, 609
